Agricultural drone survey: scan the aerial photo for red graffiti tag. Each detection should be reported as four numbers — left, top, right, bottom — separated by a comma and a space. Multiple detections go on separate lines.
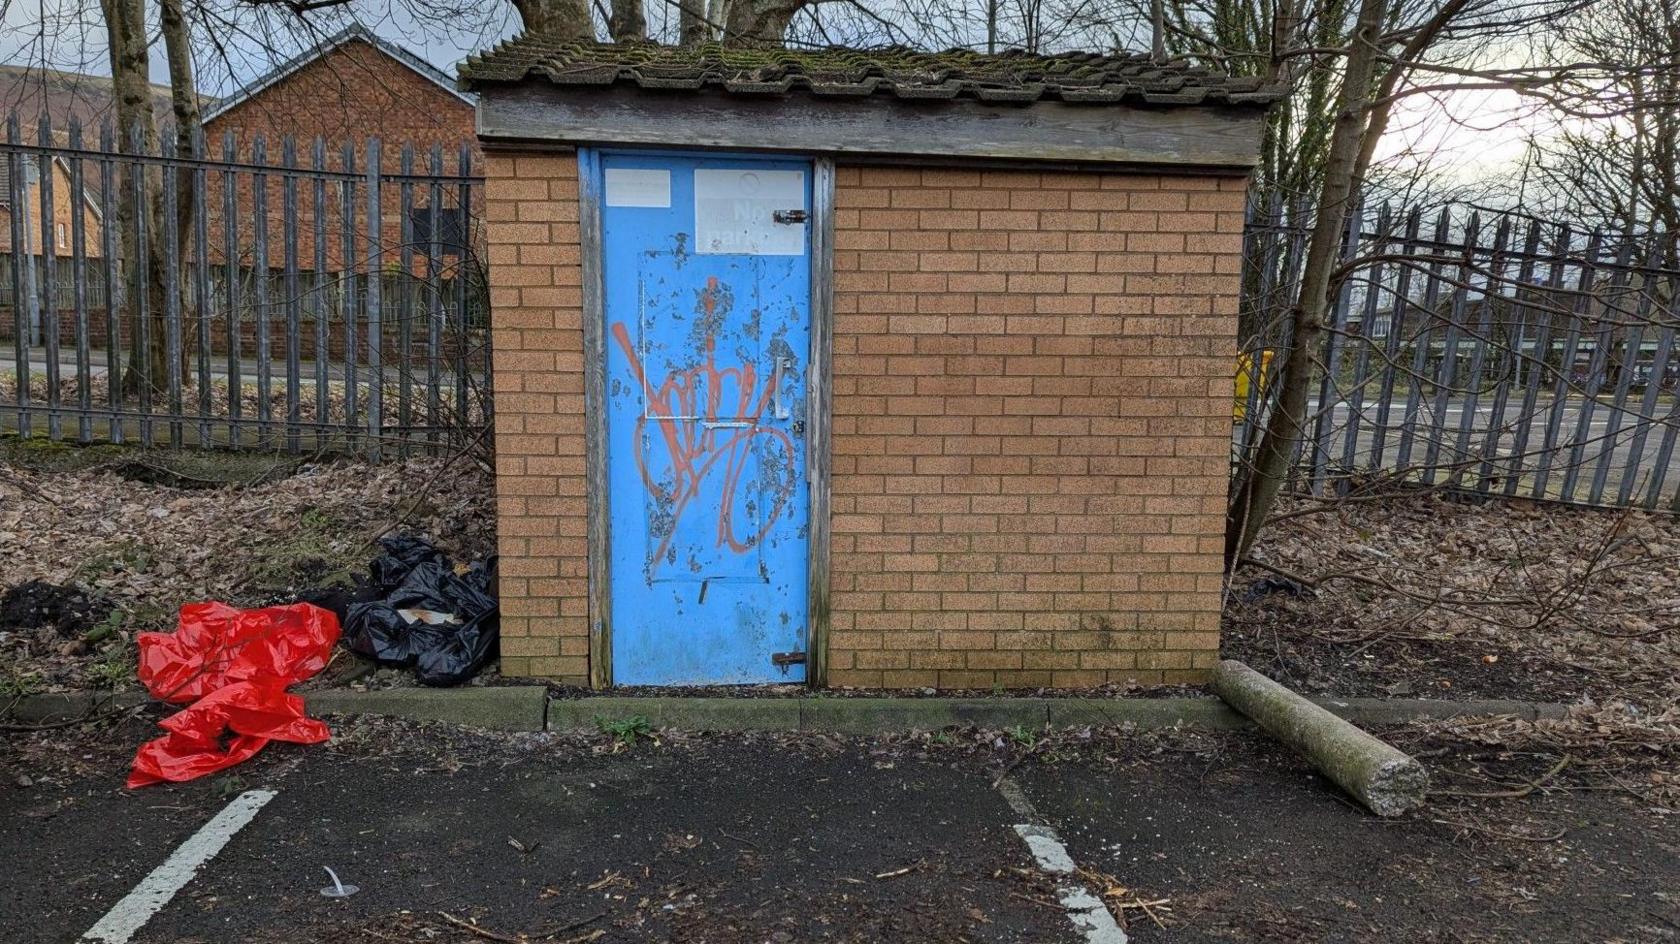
612, 276, 796, 571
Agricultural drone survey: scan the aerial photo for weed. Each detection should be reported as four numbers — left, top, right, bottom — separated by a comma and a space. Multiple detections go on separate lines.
244, 509, 360, 593
85, 603, 172, 644
85, 646, 136, 690
597, 715, 655, 747
1006, 724, 1038, 748
0, 667, 44, 699
76, 540, 154, 581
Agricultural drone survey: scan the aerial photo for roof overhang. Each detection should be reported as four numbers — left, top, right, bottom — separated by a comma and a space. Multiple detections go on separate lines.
475, 81, 1266, 174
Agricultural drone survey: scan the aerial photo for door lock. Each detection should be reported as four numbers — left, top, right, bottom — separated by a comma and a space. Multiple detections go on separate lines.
772, 209, 808, 224
791, 419, 806, 437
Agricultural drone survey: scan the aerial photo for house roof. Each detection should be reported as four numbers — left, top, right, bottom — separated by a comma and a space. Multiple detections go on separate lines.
458, 39, 1281, 108
0, 156, 104, 219
0, 64, 183, 133
203, 24, 474, 125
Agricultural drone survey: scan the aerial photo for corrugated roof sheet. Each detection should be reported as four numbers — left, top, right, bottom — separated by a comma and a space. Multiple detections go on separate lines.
458, 39, 1281, 108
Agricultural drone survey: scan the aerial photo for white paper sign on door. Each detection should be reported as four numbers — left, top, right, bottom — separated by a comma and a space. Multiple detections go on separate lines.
604, 168, 671, 207
693, 169, 805, 256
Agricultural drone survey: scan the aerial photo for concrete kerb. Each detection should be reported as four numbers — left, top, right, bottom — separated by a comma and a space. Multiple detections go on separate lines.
3, 687, 551, 732
5, 689, 1567, 734
549, 694, 1570, 733
306, 686, 550, 731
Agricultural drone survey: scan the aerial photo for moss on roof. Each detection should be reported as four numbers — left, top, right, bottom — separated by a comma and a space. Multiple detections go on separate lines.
458, 38, 1280, 108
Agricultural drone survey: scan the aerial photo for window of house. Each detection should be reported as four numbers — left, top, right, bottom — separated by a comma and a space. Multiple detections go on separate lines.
56, 222, 66, 248
408, 205, 467, 257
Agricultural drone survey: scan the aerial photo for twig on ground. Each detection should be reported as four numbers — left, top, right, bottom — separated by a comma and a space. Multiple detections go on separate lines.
1432, 754, 1574, 799
532, 912, 607, 940
992, 741, 1041, 788
0, 466, 57, 505
436, 912, 521, 943
717, 828, 760, 849
1430, 816, 1568, 843
362, 425, 490, 551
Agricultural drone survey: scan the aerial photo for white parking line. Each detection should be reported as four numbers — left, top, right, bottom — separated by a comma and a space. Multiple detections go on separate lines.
80, 789, 278, 944
997, 777, 1127, 944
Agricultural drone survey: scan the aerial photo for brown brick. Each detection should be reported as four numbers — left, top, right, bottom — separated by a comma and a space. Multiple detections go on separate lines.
485, 152, 1239, 690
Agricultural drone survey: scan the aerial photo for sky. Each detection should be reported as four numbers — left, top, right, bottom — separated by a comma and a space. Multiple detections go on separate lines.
0, 0, 1551, 189
0, 0, 520, 94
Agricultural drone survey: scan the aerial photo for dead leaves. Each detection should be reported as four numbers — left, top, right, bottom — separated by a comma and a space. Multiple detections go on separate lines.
1236, 493, 1680, 708
0, 454, 494, 693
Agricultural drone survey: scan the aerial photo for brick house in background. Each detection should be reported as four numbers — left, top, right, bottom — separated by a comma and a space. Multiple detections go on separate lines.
1, 157, 104, 258
459, 40, 1277, 688
199, 25, 482, 364
202, 25, 476, 158
1, 157, 106, 346
0, 65, 154, 345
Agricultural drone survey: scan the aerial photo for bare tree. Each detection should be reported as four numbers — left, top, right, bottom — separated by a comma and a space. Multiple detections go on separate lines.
1222, 0, 1612, 567
1523, 0, 1680, 267
99, 0, 177, 397
610, 0, 649, 39
1227, 0, 1390, 564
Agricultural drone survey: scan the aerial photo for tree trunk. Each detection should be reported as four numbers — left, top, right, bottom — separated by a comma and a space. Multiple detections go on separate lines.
722, 0, 809, 44
511, 0, 594, 37
679, 0, 710, 45
1224, 0, 1388, 568
609, 0, 647, 41
160, 0, 199, 379
102, 0, 170, 401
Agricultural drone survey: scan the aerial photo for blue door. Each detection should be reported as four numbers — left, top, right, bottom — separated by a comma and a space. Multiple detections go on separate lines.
598, 152, 812, 685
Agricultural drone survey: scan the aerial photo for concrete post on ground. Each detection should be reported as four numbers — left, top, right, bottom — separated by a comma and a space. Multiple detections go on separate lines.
1212, 659, 1429, 816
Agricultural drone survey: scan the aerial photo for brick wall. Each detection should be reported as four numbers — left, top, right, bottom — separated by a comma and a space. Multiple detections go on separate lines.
206, 40, 475, 160
826, 165, 1240, 688
203, 38, 480, 275
482, 150, 591, 682
482, 154, 1243, 688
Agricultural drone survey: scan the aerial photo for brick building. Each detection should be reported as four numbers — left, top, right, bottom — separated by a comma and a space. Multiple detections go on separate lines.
1, 156, 105, 258
195, 25, 481, 363
204, 24, 476, 171
459, 40, 1276, 688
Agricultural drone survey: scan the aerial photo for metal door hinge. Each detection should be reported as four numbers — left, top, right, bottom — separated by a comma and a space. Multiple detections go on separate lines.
773, 209, 808, 224
771, 651, 807, 671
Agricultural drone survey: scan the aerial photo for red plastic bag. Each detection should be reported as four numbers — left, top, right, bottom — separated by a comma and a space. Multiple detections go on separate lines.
127, 603, 340, 789
138, 602, 339, 704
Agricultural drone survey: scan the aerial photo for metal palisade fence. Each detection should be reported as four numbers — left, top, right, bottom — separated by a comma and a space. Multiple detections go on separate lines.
0, 115, 490, 458
1238, 197, 1680, 512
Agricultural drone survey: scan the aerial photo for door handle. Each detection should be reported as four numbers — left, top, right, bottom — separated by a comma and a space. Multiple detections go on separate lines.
770, 355, 792, 420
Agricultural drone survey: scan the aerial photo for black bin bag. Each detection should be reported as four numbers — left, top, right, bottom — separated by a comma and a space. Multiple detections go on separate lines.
341, 535, 500, 686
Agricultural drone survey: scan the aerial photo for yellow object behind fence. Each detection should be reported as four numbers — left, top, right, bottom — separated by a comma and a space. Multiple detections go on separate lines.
1235, 349, 1275, 421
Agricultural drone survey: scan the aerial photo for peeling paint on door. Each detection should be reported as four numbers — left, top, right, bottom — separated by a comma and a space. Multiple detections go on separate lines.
601, 153, 811, 685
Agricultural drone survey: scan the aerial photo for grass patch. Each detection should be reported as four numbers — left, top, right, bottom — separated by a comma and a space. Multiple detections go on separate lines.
243, 507, 363, 596
0, 433, 298, 484
85, 645, 137, 690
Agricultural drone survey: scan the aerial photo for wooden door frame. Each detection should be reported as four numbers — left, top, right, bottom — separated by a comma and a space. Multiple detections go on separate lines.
577, 146, 834, 689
